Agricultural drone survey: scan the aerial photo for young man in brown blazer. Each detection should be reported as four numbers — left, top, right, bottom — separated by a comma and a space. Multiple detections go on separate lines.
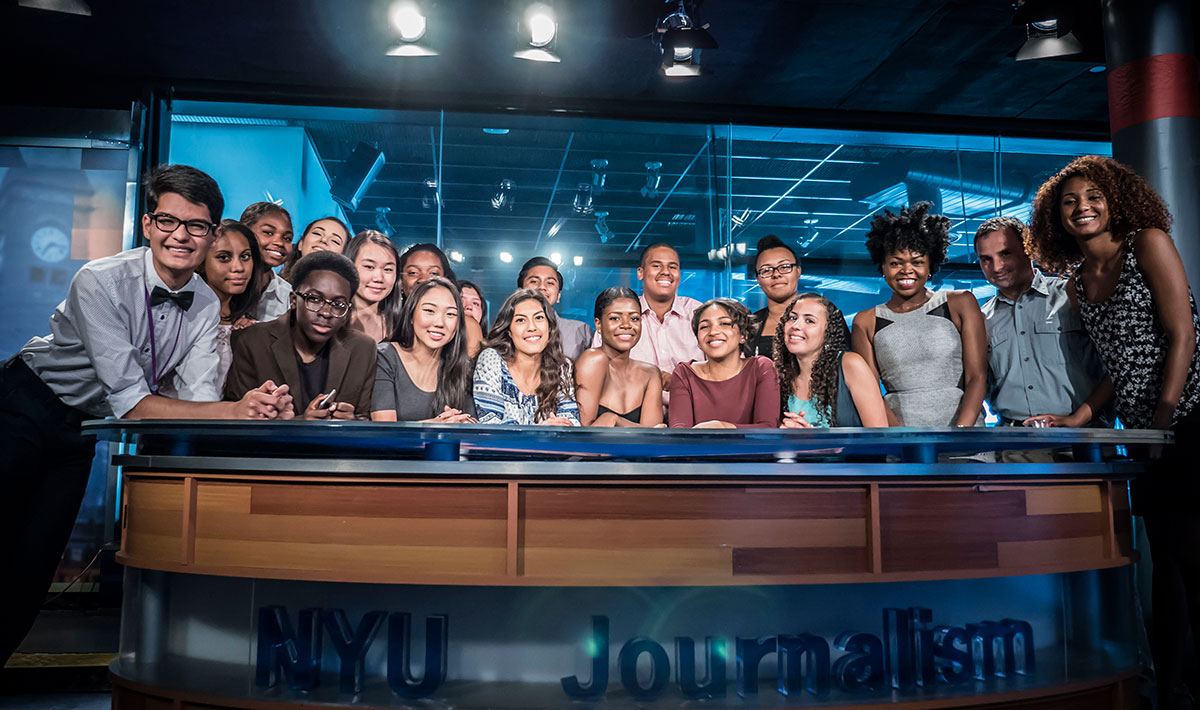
226, 251, 377, 419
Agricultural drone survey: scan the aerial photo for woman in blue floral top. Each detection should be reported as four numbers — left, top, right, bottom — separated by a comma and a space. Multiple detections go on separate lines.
473, 289, 580, 425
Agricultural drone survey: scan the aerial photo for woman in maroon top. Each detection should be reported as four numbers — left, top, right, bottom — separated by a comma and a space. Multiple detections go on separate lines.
668, 298, 781, 428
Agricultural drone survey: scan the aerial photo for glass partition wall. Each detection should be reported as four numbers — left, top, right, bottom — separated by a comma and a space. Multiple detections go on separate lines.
168, 100, 1111, 325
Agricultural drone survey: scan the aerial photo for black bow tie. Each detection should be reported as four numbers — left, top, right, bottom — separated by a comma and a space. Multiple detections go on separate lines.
149, 286, 194, 312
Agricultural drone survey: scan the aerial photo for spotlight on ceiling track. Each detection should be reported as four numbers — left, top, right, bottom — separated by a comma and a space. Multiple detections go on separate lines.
594, 211, 614, 243
515, 3, 560, 63
590, 159, 608, 192
421, 177, 440, 209
573, 183, 594, 215
17, 0, 90, 15
641, 161, 662, 199
491, 179, 515, 211
1012, 1, 1081, 61
387, 1, 437, 57
374, 207, 395, 237
657, 0, 716, 77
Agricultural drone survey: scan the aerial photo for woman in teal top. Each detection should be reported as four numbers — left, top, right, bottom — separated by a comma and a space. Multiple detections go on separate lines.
774, 294, 889, 428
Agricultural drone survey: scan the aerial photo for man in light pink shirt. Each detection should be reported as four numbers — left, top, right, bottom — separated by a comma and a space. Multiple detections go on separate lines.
593, 243, 702, 395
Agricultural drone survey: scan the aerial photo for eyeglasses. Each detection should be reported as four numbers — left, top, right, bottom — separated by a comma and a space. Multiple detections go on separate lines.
756, 262, 798, 279
295, 291, 351, 317
147, 212, 217, 238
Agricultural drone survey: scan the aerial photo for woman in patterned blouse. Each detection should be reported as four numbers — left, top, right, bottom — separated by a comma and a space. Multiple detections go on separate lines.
1026, 155, 1200, 709
473, 289, 579, 425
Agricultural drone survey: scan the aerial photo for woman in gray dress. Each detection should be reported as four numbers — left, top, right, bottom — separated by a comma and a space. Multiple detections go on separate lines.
850, 202, 987, 427
370, 277, 475, 423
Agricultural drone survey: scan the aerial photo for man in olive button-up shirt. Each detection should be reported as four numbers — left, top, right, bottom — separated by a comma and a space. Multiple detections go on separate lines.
974, 217, 1109, 427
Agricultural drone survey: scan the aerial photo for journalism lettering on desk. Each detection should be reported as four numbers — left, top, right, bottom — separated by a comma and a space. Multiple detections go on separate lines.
255, 605, 1035, 700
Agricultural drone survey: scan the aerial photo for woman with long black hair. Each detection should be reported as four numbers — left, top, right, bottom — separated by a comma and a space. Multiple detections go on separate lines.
371, 277, 475, 423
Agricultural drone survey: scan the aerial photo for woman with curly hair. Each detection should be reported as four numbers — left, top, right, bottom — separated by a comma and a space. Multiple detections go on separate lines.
851, 202, 987, 427
775, 294, 888, 428
668, 298, 780, 428
1026, 156, 1200, 708
473, 289, 579, 425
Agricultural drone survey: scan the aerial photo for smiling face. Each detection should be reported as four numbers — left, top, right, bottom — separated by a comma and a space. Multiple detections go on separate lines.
783, 298, 828, 360
508, 297, 549, 357
249, 211, 293, 268
975, 227, 1034, 295
695, 304, 743, 361
353, 242, 398, 306
637, 246, 681, 301
596, 297, 642, 353
522, 265, 562, 306
204, 228, 253, 299
412, 285, 459, 352
291, 270, 352, 349
400, 249, 445, 296
460, 286, 484, 324
144, 192, 215, 288
1059, 176, 1111, 241
297, 219, 348, 257
755, 247, 800, 304
881, 249, 930, 297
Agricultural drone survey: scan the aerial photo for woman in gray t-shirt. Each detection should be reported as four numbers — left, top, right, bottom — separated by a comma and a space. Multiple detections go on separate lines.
370, 277, 475, 422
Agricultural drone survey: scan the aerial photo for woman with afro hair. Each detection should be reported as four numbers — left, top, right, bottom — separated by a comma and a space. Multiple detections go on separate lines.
850, 202, 987, 427
1026, 156, 1200, 707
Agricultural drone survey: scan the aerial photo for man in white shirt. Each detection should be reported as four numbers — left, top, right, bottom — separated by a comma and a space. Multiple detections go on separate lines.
0, 164, 292, 665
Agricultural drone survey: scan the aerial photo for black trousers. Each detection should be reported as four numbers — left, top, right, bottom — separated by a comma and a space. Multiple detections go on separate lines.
0, 356, 96, 667
1141, 406, 1200, 707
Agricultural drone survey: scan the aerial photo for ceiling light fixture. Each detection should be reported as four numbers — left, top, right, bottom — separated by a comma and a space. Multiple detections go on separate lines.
594, 211, 613, 243
641, 161, 662, 199
17, 0, 91, 15
421, 178, 440, 210
387, 1, 437, 56
590, 159, 608, 192
374, 207, 395, 237
499, 251, 514, 263
656, 0, 716, 77
1012, 1, 1081, 61
573, 255, 584, 267
515, 3, 560, 62
550, 252, 563, 265
491, 179, 515, 211
573, 183, 593, 215
449, 250, 465, 263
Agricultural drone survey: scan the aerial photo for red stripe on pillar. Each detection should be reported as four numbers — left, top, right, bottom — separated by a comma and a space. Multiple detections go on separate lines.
1108, 53, 1200, 134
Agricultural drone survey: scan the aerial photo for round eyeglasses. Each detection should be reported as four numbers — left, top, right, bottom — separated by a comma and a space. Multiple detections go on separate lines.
295, 291, 351, 317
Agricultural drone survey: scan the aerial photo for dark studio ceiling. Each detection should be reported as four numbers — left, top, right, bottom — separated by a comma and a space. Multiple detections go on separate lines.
2, 0, 1153, 307
5, 0, 1120, 131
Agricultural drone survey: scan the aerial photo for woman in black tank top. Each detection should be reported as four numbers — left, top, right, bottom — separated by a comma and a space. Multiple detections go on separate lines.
1027, 155, 1200, 708
574, 287, 663, 427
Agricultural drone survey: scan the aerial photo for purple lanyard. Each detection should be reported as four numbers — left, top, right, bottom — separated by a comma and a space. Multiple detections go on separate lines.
144, 288, 184, 394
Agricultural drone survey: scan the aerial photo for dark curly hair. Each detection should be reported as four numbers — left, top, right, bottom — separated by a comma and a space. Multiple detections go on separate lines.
773, 294, 851, 426
691, 298, 757, 359
291, 250, 359, 296
485, 289, 573, 422
388, 277, 473, 414
865, 202, 952, 274
1025, 155, 1173, 276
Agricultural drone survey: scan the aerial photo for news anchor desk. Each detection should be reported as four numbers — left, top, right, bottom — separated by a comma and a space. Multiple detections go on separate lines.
83, 421, 1170, 710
